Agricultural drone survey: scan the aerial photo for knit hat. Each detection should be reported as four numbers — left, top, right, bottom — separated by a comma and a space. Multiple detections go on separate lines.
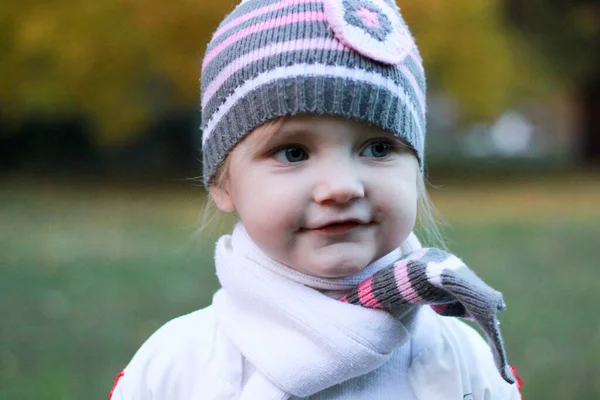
200, 0, 427, 185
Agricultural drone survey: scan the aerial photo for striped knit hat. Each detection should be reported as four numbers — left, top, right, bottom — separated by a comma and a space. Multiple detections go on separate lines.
200, 0, 427, 185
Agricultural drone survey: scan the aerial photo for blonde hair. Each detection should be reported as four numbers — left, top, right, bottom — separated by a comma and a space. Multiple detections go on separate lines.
199, 118, 445, 248
415, 173, 446, 249
198, 119, 285, 235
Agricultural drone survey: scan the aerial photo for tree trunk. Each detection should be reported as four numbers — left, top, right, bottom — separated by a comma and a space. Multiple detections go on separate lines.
580, 74, 600, 165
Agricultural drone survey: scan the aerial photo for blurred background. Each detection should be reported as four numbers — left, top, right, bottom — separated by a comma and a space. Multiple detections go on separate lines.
1, 0, 599, 398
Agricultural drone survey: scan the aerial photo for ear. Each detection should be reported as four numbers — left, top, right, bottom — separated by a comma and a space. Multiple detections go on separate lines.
209, 185, 236, 212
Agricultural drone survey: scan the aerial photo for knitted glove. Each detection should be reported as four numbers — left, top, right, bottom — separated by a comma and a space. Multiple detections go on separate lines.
340, 248, 515, 384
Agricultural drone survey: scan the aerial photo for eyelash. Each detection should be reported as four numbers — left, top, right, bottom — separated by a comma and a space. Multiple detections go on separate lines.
362, 139, 400, 155
270, 139, 402, 163
270, 144, 308, 164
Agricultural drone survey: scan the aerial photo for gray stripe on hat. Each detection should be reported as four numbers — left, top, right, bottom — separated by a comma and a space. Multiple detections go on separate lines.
203, 49, 426, 128
202, 19, 335, 86
205, 1, 326, 56
402, 54, 426, 95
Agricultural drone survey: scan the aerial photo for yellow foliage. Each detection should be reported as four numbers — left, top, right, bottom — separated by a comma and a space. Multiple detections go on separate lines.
402, 0, 522, 120
0, 0, 543, 143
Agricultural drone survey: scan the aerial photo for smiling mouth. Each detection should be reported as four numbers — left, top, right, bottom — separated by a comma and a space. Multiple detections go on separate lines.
313, 221, 369, 234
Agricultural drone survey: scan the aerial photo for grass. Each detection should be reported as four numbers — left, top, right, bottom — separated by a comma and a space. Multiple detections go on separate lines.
1, 172, 599, 399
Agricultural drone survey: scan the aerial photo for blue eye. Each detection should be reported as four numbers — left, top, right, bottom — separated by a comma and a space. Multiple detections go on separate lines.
362, 141, 392, 158
274, 146, 308, 163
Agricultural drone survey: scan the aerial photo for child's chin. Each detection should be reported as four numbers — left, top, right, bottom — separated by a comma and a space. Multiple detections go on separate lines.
307, 260, 367, 278
294, 244, 375, 278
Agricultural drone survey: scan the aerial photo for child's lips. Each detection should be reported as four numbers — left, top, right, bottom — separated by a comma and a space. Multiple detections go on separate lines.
312, 220, 370, 235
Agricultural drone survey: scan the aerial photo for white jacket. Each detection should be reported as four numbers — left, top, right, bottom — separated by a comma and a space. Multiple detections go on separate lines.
111, 305, 520, 400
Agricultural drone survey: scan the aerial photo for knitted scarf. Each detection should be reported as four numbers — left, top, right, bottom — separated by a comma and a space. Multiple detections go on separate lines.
212, 224, 514, 400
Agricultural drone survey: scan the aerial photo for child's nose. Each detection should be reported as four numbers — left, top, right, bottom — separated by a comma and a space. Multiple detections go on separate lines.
312, 164, 365, 204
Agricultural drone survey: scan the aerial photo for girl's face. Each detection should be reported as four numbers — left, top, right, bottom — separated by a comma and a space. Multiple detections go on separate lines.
211, 114, 418, 278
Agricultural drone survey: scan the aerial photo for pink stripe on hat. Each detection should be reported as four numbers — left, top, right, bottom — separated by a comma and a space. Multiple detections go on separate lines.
203, 11, 328, 72
409, 51, 424, 75
202, 37, 349, 109
212, 0, 321, 41
398, 64, 425, 114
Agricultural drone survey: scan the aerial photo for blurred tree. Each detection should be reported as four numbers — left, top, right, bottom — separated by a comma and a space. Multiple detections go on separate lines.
504, 0, 600, 163
0, 0, 539, 147
401, 0, 531, 122
0, 0, 237, 145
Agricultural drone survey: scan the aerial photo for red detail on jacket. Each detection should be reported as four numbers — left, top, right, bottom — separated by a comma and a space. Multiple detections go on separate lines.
109, 370, 125, 399
510, 365, 523, 398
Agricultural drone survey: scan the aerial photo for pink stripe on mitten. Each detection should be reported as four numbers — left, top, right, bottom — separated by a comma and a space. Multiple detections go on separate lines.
341, 248, 515, 385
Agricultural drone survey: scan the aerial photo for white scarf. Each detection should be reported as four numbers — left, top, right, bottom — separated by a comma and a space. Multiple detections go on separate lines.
212, 223, 423, 399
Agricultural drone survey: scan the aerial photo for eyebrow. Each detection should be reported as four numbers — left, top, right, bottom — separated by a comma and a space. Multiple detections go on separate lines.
251, 119, 410, 152
274, 126, 315, 139
257, 124, 315, 148
276, 122, 399, 141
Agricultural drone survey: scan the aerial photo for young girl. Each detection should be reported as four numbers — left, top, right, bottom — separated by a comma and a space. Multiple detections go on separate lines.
110, 0, 522, 398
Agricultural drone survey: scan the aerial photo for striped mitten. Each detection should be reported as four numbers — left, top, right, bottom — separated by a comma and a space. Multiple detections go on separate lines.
340, 248, 515, 384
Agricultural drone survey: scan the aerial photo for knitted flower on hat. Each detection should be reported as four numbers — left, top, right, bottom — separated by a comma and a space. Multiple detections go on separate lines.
324, 0, 414, 64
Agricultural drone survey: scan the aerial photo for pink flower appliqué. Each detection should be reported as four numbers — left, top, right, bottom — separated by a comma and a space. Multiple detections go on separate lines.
356, 7, 381, 28
323, 0, 413, 65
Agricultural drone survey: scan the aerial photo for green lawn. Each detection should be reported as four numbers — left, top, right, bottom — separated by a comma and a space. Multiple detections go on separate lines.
1, 174, 599, 399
